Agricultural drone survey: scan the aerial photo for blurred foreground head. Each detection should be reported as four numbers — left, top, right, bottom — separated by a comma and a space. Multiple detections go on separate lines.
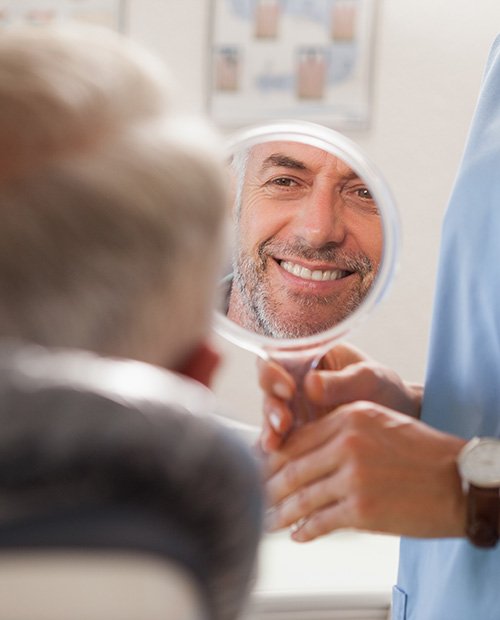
0, 26, 226, 370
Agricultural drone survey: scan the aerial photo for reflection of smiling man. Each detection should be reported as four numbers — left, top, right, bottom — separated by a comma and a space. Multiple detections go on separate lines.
226, 142, 383, 338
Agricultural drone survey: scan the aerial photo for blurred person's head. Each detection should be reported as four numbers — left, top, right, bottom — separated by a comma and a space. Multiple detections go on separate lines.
0, 26, 226, 382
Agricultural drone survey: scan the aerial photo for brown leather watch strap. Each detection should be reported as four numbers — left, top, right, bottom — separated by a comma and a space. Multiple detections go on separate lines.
466, 484, 500, 548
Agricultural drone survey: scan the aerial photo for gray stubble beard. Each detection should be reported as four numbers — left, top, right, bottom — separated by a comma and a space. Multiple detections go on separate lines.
232, 239, 375, 339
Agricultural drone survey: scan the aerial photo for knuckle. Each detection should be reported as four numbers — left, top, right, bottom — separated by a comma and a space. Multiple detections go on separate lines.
295, 487, 313, 513
339, 429, 364, 455
344, 404, 367, 426
357, 362, 377, 385
347, 461, 369, 490
359, 363, 392, 398
350, 493, 375, 524
342, 401, 379, 430
317, 476, 334, 502
358, 363, 387, 397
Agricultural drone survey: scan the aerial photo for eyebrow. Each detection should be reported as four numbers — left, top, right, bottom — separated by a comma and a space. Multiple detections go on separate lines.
340, 169, 361, 183
260, 153, 307, 172
259, 152, 362, 183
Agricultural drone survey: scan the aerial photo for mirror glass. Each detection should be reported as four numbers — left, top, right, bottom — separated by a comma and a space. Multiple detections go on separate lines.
216, 120, 399, 361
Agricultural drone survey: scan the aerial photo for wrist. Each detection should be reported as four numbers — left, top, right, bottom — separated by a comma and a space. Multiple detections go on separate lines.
405, 382, 423, 419
457, 437, 500, 547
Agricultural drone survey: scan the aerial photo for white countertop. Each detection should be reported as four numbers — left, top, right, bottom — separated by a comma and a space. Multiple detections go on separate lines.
245, 530, 399, 620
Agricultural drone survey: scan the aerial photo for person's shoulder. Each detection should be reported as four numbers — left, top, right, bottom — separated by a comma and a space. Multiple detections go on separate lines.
0, 340, 216, 415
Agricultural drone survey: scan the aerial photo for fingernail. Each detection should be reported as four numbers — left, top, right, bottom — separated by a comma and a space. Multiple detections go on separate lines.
260, 427, 272, 454
273, 381, 292, 400
290, 518, 308, 541
269, 411, 282, 432
291, 529, 307, 542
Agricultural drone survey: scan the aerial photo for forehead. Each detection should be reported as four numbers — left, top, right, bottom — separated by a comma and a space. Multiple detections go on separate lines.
247, 141, 352, 176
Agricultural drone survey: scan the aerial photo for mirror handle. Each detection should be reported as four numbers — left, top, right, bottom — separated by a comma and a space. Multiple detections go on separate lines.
269, 352, 329, 430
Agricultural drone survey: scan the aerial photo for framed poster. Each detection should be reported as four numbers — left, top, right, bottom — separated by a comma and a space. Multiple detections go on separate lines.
208, 0, 377, 130
0, 0, 126, 31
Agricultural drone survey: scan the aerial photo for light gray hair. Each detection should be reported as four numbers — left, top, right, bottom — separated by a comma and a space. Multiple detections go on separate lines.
0, 26, 227, 369
229, 146, 250, 217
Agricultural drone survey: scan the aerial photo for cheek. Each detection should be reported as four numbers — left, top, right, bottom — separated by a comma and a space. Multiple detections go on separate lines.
239, 195, 291, 250
349, 217, 384, 263
369, 229, 384, 265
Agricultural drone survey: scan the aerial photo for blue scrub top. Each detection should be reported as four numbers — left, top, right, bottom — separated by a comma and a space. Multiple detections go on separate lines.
394, 35, 500, 620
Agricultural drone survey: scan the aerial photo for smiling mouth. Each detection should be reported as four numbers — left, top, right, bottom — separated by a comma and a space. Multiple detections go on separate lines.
279, 259, 352, 282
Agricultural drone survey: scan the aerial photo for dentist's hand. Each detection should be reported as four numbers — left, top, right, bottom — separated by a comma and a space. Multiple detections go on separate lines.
258, 343, 423, 453
264, 401, 466, 541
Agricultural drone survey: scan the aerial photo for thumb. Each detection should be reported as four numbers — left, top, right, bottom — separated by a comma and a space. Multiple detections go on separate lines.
320, 342, 370, 371
305, 362, 371, 408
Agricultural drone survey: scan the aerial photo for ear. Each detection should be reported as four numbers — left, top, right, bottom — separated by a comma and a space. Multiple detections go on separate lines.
176, 341, 221, 388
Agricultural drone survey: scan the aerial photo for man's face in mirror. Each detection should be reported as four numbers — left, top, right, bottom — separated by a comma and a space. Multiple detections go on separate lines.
227, 141, 383, 338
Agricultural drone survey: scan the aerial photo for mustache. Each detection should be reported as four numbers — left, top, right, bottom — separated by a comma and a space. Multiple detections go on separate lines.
257, 239, 374, 276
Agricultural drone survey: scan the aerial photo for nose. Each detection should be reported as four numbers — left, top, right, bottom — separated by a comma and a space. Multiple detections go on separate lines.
295, 185, 347, 249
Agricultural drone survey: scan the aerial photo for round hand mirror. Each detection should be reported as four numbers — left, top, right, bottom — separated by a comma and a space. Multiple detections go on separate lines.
215, 120, 399, 427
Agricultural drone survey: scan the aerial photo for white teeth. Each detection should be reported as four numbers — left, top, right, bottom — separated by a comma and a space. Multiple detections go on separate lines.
281, 260, 347, 281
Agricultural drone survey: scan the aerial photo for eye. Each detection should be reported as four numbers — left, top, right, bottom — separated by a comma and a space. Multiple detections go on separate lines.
345, 184, 375, 204
261, 174, 308, 200
355, 187, 373, 200
343, 183, 378, 214
269, 176, 300, 188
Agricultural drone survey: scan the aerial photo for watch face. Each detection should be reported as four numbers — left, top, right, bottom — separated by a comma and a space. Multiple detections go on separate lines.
459, 438, 500, 487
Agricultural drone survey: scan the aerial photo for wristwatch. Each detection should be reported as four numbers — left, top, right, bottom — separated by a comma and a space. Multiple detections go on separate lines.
457, 437, 500, 548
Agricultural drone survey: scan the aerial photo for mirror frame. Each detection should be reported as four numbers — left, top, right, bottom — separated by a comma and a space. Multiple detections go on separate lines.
214, 120, 400, 358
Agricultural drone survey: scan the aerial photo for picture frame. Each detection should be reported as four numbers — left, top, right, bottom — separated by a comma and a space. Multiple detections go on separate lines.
0, 0, 126, 32
207, 0, 378, 130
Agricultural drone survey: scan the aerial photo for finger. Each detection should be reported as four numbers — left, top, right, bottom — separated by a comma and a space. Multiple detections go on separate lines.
260, 397, 293, 454
263, 395, 294, 437
266, 440, 341, 505
290, 498, 353, 542
266, 470, 345, 531
305, 362, 377, 407
264, 412, 341, 479
260, 428, 284, 454
259, 425, 282, 456
257, 358, 295, 400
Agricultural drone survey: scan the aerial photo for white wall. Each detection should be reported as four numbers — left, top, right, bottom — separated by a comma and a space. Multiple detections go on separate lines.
127, 0, 500, 426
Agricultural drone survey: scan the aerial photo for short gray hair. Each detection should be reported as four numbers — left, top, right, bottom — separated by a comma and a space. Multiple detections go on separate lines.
230, 146, 250, 217
0, 26, 226, 369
